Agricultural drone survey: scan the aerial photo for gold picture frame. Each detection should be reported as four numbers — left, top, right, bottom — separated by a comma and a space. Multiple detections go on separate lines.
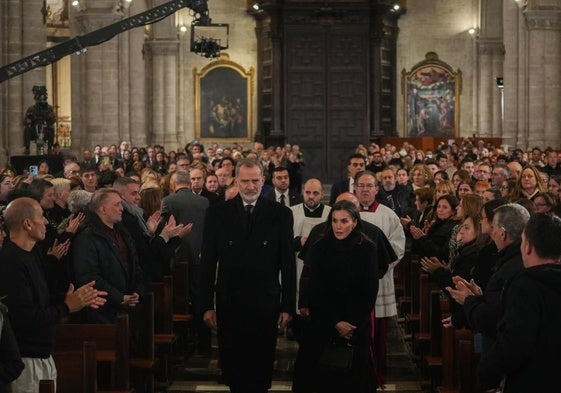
402, 52, 462, 137
194, 54, 254, 142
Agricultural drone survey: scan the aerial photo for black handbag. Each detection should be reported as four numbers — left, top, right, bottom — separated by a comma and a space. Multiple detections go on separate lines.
317, 338, 355, 375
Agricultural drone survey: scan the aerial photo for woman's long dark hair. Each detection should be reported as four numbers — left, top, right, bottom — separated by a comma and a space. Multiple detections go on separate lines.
324, 200, 363, 240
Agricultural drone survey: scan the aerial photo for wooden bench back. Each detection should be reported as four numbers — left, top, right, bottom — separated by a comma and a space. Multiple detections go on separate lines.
54, 341, 97, 393
55, 313, 130, 390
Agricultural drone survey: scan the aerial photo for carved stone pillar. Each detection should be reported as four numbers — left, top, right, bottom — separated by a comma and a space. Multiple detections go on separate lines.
476, 40, 505, 137
4, 0, 45, 157
71, 2, 122, 150
523, 9, 561, 148
143, 0, 180, 149
145, 40, 180, 148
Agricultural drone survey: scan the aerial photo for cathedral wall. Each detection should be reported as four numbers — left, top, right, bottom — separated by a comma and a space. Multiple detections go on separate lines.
178, 0, 257, 149
396, 0, 479, 138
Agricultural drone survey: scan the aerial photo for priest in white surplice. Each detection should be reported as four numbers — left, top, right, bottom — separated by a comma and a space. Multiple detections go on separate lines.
289, 178, 331, 339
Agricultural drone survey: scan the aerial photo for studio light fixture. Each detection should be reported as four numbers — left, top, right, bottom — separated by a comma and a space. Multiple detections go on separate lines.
190, 22, 229, 59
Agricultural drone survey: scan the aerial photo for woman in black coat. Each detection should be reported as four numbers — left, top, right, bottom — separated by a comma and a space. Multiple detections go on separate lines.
410, 194, 459, 262
297, 200, 379, 393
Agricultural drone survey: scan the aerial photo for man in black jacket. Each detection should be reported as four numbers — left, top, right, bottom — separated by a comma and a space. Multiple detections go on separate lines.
0, 197, 106, 392
477, 214, 561, 392
72, 189, 143, 323
199, 158, 296, 393
113, 177, 189, 284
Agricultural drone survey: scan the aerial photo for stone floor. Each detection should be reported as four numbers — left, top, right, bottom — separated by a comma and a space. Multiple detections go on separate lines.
167, 318, 423, 393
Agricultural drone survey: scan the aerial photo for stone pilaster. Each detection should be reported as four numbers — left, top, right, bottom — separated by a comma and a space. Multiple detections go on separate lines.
475, 40, 505, 138
0, 1, 6, 164
145, 40, 180, 148
4, 0, 45, 157
523, 9, 561, 148
71, 3, 123, 150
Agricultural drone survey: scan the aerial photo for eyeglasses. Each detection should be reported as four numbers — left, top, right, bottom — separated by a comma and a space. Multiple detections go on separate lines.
350, 162, 365, 167
356, 183, 376, 189
500, 185, 508, 190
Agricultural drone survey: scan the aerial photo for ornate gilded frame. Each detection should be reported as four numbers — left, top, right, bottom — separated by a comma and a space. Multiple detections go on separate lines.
194, 54, 254, 142
402, 52, 462, 137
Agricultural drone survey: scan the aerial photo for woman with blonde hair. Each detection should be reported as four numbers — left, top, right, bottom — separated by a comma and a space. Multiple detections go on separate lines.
409, 163, 433, 190
512, 166, 547, 200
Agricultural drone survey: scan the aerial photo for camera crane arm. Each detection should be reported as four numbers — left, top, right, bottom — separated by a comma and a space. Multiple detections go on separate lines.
0, 0, 210, 84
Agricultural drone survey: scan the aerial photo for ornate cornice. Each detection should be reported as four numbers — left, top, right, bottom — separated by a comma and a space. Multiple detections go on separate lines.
524, 10, 561, 30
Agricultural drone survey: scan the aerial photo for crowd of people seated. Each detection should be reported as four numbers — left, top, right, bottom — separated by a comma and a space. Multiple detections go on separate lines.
0, 136, 560, 393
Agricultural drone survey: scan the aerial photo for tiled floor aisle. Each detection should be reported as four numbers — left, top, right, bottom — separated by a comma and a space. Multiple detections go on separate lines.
168, 318, 423, 393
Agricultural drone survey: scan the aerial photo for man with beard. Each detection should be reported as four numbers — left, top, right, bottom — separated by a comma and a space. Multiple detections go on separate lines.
289, 179, 331, 341
198, 158, 296, 393
376, 168, 415, 219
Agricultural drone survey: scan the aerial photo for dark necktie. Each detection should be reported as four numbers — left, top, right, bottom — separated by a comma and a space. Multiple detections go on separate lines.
245, 204, 253, 224
280, 194, 286, 206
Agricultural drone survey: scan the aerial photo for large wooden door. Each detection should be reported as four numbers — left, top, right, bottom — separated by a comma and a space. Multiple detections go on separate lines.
284, 18, 370, 183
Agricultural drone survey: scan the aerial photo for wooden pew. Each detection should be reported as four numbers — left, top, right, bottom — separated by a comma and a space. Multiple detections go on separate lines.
403, 255, 421, 336
55, 314, 130, 391
436, 326, 456, 393
54, 341, 97, 393
170, 262, 193, 358
151, 276, 177, 385
39, 379, 55, 393
171, 262, 192, 324
129, 292, 157, 393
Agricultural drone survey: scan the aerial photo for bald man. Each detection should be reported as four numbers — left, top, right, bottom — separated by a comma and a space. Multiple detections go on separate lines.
0, 197, 106, 393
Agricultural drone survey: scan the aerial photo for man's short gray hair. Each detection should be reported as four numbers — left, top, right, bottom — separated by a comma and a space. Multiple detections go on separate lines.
67, 190, 93, 214
493, 203, 530, 241
172, 170, 191, 185
235, 158, 263, 177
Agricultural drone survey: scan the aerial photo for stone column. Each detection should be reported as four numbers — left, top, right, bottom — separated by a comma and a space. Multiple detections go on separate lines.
145, 0, 180, 149
476, 40, 505, 137
129, 19, 148, 147
71, 1, 122, 150
0, 1, 6, 164
523, 9, 561, 149
4, 0, 45, 157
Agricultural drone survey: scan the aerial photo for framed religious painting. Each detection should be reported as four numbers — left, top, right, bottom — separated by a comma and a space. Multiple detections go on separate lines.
402, 52, 462, 137
194, 54, 254, 142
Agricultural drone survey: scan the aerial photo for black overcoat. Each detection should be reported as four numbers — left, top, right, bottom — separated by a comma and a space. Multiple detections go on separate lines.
198, 195, 296, 392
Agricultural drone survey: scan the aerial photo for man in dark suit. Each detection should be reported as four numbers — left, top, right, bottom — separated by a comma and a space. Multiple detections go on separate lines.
162, 170, 210, 351
329, 153, 366, 206
263, 166, 303, 207
189, 167, 219, 205
199, 158, 296, 393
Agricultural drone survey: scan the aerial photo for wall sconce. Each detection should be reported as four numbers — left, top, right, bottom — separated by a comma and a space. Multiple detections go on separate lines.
468, 27, 478, 36
252, 2, 260, 11
178, 24, 188, 36
114, 0, 133, 13
71, 0, 85, 12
